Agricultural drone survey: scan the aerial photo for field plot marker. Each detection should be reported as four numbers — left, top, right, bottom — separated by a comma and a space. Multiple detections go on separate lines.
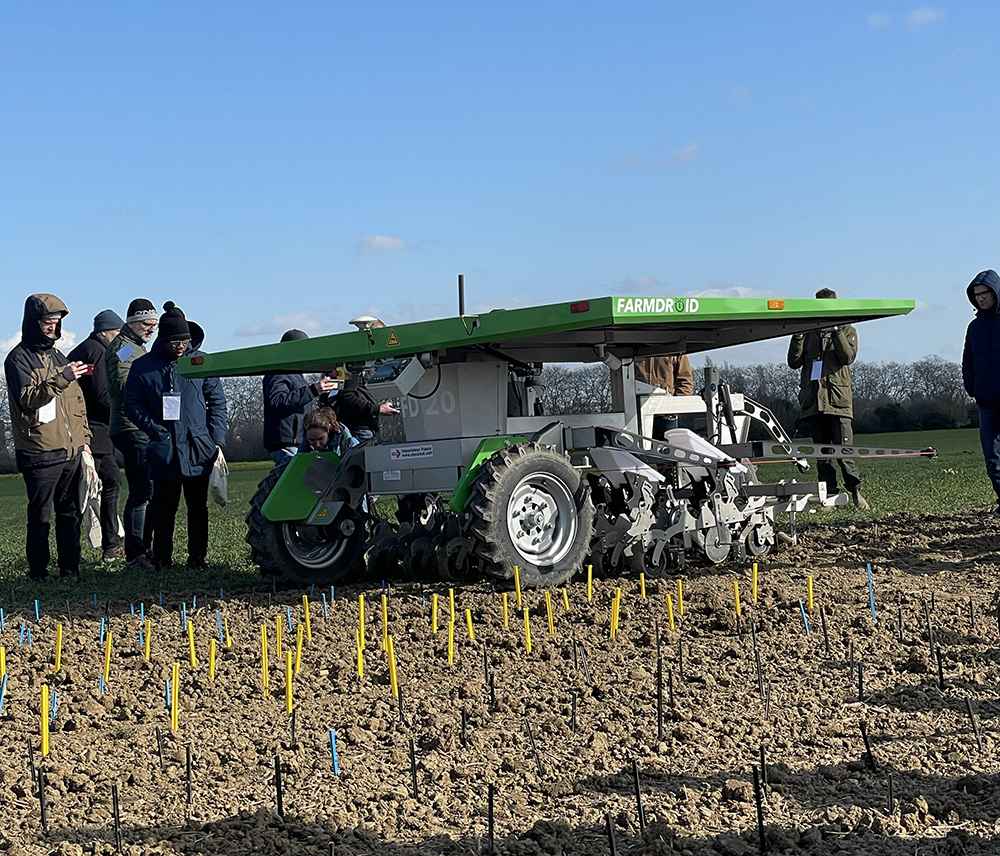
260, 626, 269, 695
40, 686, 50, 757
112, 782, 122, 851
329, 729, 339, 773
295, 626, 304, 674
798, 600, 810, 636
859, 720, 877, 771
632, 758, 646, 831
936, 648, 946, 690
155, 726, 165, 772
587, 564, 593, 601
524, 717, 544, 775
867, 563, 877, 622
388, 636, 399, 696
666, 594, 675, 631
303, 595, 312, 641
605, 811, 617, 856
409, 737, 418, 799
966, 697, 984, 753
54, 624, 62, 673
209, 639, 217, 680
544, 592, 554, 635
38, 767, 48, 833
487, 782, 495, 854
431, 593, 439, 632
887, 772, 894, 814
273, 755, 284, 817
752, 767, 767, 854
466, 608, 476, 641
514, 566, 523, 607
677, 579, 684, 615
523, 609, 532, 654
752, 563, 758, 604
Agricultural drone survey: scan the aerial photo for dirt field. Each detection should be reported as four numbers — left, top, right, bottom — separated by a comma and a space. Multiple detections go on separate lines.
1, 509, 999, 855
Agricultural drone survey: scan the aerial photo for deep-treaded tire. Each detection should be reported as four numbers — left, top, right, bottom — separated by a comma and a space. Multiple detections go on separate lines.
245, 464, 367, 585
469, 443, 594, 588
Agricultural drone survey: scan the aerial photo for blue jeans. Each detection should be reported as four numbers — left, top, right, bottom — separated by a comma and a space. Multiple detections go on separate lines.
270, 447, 298, 467
978, 400, 1000, 503
111, 431, 154, 561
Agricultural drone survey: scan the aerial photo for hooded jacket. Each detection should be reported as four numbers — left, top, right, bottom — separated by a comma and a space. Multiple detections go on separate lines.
4, 294, 91, 470
335, 373, 380, 435
962, 269, 1000, 401
787, 324, 858, 419
68, 332, 114, 456
262, 374, 318, 451
105, 322, 150, 437
122, 323, 228, 479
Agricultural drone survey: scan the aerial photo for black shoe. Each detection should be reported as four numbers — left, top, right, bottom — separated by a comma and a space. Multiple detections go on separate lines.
28, 569, 49, 582
58, 568, 80, 579
125, 555, 156, 571
102, 545, 125, 562
186, 557, 207, 570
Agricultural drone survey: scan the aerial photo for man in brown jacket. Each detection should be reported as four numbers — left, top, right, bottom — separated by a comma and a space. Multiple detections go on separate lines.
636, 354, 694, 438
787, 288, 868, 509
4, 295, 92, 580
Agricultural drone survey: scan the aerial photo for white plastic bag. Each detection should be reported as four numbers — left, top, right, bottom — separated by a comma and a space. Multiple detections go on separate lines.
209, 446, 229, 508
78, 448, 102, 548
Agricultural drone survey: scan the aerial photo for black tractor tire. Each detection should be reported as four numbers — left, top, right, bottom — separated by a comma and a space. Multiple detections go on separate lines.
469, 443, 594, 588
245, 464, 367, 585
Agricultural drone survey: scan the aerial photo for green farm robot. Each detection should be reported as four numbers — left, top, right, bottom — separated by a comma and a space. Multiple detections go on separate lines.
181, 293, 929, 587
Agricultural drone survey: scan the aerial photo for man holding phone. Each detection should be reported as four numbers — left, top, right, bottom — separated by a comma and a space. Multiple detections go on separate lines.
4, 294, 92, 581
69, 309, 125, 561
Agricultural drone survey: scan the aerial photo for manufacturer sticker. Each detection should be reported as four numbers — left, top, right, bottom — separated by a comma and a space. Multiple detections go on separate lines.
389, 444, 433, 460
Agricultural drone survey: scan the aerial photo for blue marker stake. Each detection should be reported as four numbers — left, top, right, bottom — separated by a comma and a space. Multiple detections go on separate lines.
193, 595, 197, 609
159, 591, 163, 607
867, 563, 878, 623
140, 603, 145, 623
329, 729, 339, 774
19, 623, 26, 646
321, 594, 328, 618
50, 689, 58, 724
220, 588, 224, 601
100, 617, 106, 646
34, 600, 40, 621
286, 606, 293, 633
138, 627, 145, 650
310, 584, 315, 598
0, 608, 5, 631
99, 675, 105, 695
216, 610, 225, 644
165, 679, 171, 710
130, 603, 135, 616
27, 627, 32, 646
0, 675, 7, 714
181, 603, 187, 630
330, 585, 335, 602
799, 599, 811, 636
93, 593, 98, 606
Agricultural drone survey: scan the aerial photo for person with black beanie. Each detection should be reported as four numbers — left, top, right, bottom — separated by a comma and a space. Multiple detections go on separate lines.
123, 302, 227, 570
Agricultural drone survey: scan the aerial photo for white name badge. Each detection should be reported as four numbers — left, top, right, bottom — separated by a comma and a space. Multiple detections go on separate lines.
38, 399, 57, 424
810, 360, 823, 381
116, 343, 135, 362
163, 394, 181, 421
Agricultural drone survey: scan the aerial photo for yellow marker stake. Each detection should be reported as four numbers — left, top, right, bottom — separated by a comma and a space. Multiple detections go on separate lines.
677, 579, 684, 616
465, 608, 475, 641
752, 562, 759, 604
387, 635, 399, 697
171, 662, 180, 730
359, 594, 365, 649
223, 616, 231, 648
41, 685, 50, 756
514, 567, 523, 608
356, 629, 364, 678
523, 608, 532, 653
734, 580, 742, 617
808, 575, 814, 611
640, 573, 647, 600
431, 593, 439, 633
666, 593, 676, 630
1, 646, 6, 678
144, 619, 152, 662
381, 593, 388, 650
187, 621, 198, 669
502, 592, 509, 627
276, 616, 283, 661
448, 620, 455, 665
302, 594, 312, 642
261, 626, 270, 696
55, 624, 63, 673
610, 594, 618, 639
295, 625, 304, 674
449, 587, 456, 624
103, 630, 113, 686
562, 588, 570, 612
209, 638, 217, 680
285, 650, 293, 715
587, 564, 593, 601
545, 591, 555, 635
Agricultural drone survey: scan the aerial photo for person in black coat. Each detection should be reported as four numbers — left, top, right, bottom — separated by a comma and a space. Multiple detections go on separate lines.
262, 329, 337, 465
68, 309, 125, 561
963, 269, 1000, 509
124, 302, 227, 570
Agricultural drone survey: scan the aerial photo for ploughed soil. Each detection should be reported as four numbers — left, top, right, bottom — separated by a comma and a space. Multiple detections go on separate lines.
2, 510, 1000, 855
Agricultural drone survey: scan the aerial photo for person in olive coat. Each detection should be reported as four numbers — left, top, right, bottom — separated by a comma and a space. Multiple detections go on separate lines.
787, 288, 868, 509
124, 302, 227, 569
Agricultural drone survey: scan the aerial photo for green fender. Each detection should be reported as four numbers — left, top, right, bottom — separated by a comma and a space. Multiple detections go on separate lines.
262, 451, 342, 523
448, 436, 527, 514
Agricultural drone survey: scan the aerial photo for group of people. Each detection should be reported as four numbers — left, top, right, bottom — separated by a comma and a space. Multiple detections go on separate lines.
4, 295, 227, 580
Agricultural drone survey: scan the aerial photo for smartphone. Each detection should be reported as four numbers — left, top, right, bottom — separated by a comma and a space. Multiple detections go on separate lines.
81, 364, 95, 375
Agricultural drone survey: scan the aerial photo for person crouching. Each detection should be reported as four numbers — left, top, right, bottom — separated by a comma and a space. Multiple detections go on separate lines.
299, 406, 359, 456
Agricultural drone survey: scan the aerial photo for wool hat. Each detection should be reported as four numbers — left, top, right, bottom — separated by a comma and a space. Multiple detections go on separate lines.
125, 298, 158, 323
281, 329, 309, 342
93, 309, 125, 333
157, 301, 191, 342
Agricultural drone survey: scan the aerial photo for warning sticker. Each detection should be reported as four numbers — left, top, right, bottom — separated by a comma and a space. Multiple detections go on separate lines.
387, 330, 400, 346
389, 444, 433, 460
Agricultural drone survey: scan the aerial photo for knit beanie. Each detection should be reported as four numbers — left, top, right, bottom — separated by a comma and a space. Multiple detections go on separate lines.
157, 301, 191, 342
93, 309, 125, 333
126, 298, 158, 323
281, 329, 309, 342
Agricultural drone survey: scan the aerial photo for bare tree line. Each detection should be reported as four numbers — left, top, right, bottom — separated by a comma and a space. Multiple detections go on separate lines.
0, 356, 972, 472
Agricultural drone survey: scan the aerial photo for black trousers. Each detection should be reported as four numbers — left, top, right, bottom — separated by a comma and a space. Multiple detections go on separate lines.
22, 455, 83, 578
809, 414, 861, 494
94, 451, 123, 551
151, 473, 210, 568
112, 431, 154, 561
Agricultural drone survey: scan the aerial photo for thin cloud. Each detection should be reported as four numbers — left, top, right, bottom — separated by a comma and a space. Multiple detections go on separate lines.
234, 311, 326, 338
1, 329, 79, 353
905, 7, 945, 29
354, 234, 417, 254
867, 13, 890, 29
617, 142, 701, 171
351, 295, 533, 328
729, 85, 752, 101
611, 275, 671, 294
685, 284, 782, 300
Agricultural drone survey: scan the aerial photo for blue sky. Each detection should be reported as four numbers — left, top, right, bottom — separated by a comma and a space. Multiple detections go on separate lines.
1, 2, 996, 366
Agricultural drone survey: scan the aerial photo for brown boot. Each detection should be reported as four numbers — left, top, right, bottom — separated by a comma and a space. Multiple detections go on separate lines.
852, 488, 870, 510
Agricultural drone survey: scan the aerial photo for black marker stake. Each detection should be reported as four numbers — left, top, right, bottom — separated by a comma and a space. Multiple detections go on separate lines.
274, 755, 284, 817
487, 782, 495, 855
155, 727, 166, 773
752, 766, 767, 855
936, 648, 945, 691
605, 811, 617, 856
186, 745, 193, 806
409, 737, 418, 799
632, 758, 646, 832
38, 767, 48, 833
112, 782, 122, 852
820, 606, 830, 657
860, 720, 877, 771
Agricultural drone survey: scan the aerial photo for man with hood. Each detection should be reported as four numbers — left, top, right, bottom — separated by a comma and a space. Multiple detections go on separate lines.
787, 288, 868, 509
962, 269, 1000, 509
68, 309, 125, 562
4, 294, 92, 580
262, 329, 337, 465
124, 302, 227, 570
106, 298, 159, 570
